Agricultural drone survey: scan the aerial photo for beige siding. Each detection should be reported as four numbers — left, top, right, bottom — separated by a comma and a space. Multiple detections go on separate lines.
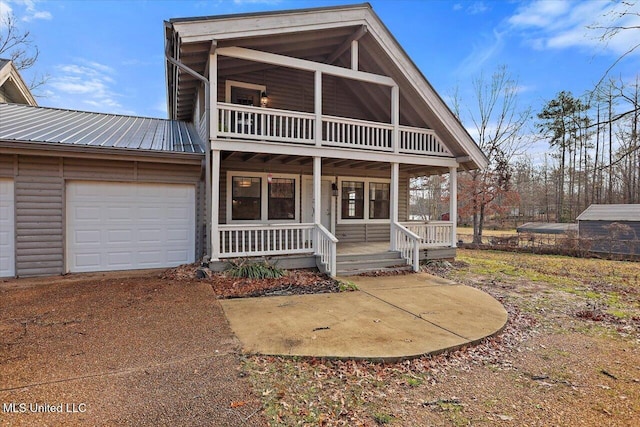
15, 156, 64, 276
216, 67, 380, 121
335, 224, 390, 242
5, 154, 203, 277
0, 154, 16, 176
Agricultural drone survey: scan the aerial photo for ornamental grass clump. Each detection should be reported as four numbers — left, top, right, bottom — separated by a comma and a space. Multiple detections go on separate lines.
225, 258, 285, 279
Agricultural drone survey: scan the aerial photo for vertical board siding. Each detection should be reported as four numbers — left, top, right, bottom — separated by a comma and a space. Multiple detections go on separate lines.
15, 156, 64, 275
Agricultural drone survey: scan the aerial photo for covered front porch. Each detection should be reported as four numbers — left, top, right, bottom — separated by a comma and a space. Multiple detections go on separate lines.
209, 147, 458, 277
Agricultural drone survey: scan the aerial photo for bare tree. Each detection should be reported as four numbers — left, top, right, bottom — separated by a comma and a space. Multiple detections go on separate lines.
0, 13, 48, 92
453, 65, 531, 242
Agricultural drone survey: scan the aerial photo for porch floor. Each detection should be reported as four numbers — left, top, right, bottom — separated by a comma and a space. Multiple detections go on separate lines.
337, 241, 392, 255
220, 273, 507, 360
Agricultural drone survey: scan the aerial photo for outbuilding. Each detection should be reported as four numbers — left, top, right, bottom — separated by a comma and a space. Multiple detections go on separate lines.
576, 204, 640, 256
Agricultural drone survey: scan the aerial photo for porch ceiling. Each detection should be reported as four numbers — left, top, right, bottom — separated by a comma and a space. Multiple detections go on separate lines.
221, 151, 446, 177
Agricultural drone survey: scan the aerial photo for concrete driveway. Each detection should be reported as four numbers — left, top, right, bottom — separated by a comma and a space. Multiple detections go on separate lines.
221, 273, 508, 360
0, 271, 266, 427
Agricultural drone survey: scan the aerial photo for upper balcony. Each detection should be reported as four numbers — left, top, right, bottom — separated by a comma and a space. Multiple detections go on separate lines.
216, 102, 452, 157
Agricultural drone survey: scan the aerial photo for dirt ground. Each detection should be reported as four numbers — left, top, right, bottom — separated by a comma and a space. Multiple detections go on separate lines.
0, 270, 267, 427
241, 250, 640, 426
2, 251, 639, 426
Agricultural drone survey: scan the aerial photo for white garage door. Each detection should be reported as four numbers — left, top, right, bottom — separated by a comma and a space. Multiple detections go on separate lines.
66, 181, 195, 273
0, 178, 15, 277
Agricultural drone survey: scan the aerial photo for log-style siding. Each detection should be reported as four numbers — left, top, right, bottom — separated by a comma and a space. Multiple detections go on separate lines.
3, 154, 203, 277
218, 156, 410, 243
215, 67, 382, 122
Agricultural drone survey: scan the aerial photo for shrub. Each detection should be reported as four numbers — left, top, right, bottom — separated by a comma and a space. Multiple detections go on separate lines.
225, 258, 285, 279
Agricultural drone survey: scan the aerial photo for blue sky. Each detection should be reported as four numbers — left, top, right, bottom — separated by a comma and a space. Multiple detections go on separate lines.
1, 0, 639, 134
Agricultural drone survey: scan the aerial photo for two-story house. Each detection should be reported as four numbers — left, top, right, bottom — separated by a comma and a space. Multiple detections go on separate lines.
165, 4, 487, 275
0, 4, 486, 278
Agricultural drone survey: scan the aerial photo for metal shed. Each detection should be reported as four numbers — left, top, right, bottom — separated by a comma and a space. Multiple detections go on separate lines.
576, 204, 640, 256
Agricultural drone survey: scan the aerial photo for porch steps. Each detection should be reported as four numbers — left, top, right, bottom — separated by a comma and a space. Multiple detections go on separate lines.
336, 251, 411, 276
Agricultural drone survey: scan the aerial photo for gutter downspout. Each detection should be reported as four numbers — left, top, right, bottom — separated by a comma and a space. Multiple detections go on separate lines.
164, 22, 212, 263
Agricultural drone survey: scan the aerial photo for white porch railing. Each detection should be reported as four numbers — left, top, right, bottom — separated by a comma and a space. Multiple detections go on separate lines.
322, 115, 393, 151
315, 223, 338, 277
392, 222, 421, 272
218, 223, 315, 258
218, 102, 315, 144
216, 103, 451, 157
401, 221, 453, 247
399, 126, 452, 156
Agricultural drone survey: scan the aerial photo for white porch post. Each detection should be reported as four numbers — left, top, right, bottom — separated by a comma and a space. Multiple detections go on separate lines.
211, 149, 221, 261
315, 71, 322, 147
449, 165, 458, 248
313, 156, 322, 253
210, 51, 217, 140
390, 162, 399, 250
391, 85, 399, 153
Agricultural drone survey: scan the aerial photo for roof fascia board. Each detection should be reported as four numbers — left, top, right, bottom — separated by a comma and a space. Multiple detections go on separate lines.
363, 13, 489, 169
212, 139, 458, 168
0, 141, 204, 165
0, 61, 37, 106
172, 5, 370, 43
217, 46, 394, 87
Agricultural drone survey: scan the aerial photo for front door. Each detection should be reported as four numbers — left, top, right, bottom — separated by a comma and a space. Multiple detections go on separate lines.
302, 177, 332, 232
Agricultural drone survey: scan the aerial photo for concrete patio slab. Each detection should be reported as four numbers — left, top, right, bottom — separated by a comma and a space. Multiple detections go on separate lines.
220, 273, 508, 360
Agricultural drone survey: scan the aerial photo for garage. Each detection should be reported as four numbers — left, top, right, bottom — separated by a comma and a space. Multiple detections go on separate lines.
0, 178, 15, 277
66, 181, 196, 273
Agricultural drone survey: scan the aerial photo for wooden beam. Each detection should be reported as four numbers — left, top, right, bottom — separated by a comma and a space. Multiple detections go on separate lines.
217, 46, 395, 87
325, 25, 367, 65
222, 151, 236, 160
242, 152, 262, 161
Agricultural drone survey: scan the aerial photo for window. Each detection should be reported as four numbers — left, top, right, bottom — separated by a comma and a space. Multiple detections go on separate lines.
268, 178, 295, 220
341, 181, 364, 219
227, 172, 299, 223
232, 177, 261, 220
369, 182, 390, 219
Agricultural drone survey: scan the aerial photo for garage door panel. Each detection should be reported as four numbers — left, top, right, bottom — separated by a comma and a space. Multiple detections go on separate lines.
66, 181, 195, 273
0, 179, 16, 277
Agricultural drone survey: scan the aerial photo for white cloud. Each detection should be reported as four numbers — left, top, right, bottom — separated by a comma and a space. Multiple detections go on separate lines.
507, 0, 640, 57
456, 29, 506, 76
1, 0, 52, 21
48, 59, 127, 114
0, 1, 13, 18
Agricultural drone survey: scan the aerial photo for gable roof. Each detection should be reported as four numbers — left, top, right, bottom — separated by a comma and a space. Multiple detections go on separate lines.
577, 204, 640, 222
0, 103, 204, 156
165, 3, 488, 171
0, 59, 37, 106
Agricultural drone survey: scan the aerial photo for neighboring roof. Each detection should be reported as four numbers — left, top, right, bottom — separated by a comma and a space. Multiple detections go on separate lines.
0, 59, 37, 106
516, 222, 578, 235
576, 204, 640, 222
165, 3, 488, 171
0, 103, 204, 154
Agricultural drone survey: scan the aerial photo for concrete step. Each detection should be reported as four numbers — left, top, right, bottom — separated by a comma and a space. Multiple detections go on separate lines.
337, 264, 413, 276
336, 251, 403, 263
336, 251, 409, 276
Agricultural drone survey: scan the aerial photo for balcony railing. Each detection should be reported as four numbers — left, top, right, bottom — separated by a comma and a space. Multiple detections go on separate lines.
216, 102, 451, 156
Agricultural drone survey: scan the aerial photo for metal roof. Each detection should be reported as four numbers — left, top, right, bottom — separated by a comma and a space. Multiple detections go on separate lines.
516, 222, 578, 235
576, 204, 640, 222
0, 103, 204, 154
